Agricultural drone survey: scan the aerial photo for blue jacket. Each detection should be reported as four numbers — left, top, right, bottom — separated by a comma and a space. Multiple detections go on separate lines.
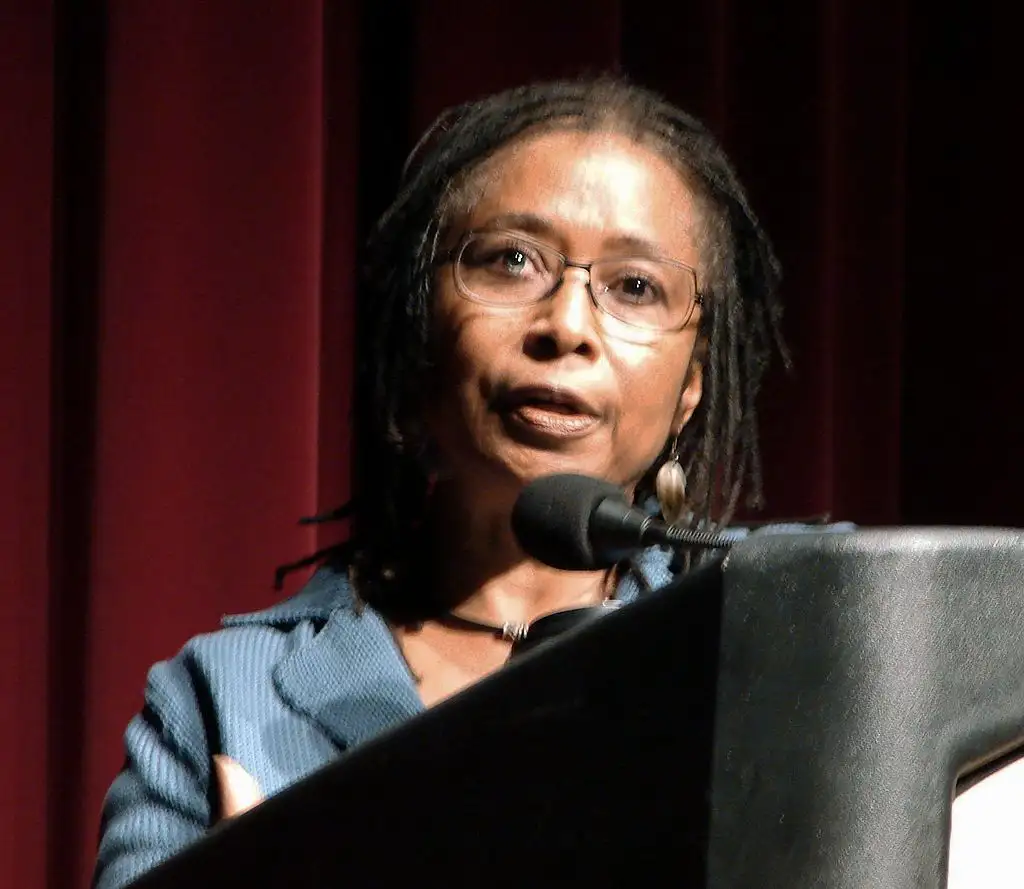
92, 526, 851, 888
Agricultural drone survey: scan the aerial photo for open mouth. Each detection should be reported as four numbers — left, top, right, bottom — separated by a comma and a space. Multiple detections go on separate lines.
494, 386, 601, 440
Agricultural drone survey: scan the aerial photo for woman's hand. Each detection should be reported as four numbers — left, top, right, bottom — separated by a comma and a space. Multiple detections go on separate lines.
212, 755, 264, 820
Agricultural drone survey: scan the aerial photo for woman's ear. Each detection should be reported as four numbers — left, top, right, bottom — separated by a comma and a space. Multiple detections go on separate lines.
672, 349, 705, 434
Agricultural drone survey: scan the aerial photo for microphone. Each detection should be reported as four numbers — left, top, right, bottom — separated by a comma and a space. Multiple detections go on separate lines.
511, 472, 746, 571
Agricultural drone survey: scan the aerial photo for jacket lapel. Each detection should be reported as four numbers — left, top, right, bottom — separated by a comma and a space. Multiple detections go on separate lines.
240, 565, 425, 752
272, 605, 424, 751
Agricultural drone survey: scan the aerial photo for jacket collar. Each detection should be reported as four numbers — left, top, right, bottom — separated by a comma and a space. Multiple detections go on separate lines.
221, 564, 351, 627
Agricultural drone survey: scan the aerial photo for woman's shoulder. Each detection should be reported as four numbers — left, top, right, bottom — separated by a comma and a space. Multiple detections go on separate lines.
95, 563, 404, 888
128, 561, 415, 788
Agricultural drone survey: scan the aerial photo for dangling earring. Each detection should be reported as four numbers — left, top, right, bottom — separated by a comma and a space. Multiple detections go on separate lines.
655, 435, 687, 525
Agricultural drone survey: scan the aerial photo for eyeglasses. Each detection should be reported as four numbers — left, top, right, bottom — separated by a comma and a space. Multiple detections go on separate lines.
446, 229, 704, 333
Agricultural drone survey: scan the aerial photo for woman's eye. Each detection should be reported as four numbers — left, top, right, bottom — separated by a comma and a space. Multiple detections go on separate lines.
614, 276, 662, 304
499, 249, 529, 274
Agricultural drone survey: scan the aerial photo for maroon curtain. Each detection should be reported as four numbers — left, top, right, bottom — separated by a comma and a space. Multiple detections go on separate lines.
1, 1, 1013, 887
2, 5, 55, 888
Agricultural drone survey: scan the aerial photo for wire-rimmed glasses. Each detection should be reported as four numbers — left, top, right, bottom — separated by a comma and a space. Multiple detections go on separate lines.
447, 229, 704, 333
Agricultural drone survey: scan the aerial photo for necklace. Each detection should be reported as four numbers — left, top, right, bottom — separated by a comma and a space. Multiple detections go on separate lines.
428, 566, 621, 644
436, 596, 622, 646
435, 611, 531, 642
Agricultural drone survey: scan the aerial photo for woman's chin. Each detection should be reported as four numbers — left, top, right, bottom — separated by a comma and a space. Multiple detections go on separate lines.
435, 433, 634, 494
491, 447, 613, 489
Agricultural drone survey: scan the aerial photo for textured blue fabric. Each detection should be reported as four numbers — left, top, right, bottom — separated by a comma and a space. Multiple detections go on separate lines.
92, 526, 852, 888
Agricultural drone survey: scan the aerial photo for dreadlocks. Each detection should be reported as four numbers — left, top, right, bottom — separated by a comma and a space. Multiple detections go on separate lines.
341, 75, 786, 607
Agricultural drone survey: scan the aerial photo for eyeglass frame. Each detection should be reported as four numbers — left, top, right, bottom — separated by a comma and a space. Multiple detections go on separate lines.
439, 228, 706, 333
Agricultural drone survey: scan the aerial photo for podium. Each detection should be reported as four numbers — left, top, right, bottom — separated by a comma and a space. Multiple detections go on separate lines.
128, 529, 1024, 888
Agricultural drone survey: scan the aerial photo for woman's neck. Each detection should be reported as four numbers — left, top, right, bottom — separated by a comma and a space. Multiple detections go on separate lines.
425, 480, 612, 626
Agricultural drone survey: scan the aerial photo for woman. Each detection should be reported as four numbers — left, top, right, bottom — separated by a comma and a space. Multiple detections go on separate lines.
93, 76, 795, 888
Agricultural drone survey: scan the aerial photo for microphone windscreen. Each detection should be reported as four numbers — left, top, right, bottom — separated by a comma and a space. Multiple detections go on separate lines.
510, 473, 626, 570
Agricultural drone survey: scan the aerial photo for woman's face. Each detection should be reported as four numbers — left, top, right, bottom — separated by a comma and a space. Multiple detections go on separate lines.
425, 129, 705, 501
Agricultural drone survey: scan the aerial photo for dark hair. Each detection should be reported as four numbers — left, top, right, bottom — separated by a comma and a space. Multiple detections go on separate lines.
288, 76, 786, 604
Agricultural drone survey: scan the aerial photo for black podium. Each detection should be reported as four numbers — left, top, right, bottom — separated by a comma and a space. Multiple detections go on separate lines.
129, 529, 1024, 888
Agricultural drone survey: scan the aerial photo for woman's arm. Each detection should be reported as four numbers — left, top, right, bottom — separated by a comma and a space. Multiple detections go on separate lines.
92, 655, 213, 889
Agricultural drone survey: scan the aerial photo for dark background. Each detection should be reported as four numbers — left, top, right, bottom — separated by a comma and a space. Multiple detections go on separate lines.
0, 1, 1014, 886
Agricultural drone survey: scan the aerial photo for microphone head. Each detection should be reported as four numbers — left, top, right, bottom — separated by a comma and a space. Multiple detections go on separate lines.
511, 473, 627, 570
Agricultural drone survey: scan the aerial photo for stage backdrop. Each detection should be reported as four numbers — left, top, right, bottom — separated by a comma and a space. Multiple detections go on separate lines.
1, 1, 1014, 887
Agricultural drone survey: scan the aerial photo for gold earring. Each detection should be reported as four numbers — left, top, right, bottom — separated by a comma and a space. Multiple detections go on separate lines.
655, 437, 687, 525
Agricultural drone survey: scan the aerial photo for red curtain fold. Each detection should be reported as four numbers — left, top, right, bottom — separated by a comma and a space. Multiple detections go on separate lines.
0, 2, 1014, 887
1, 5, 55, 888
66, 4, 350, 885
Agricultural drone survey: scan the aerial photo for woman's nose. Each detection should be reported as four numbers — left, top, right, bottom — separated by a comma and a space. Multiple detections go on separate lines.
523, 267, 601, 359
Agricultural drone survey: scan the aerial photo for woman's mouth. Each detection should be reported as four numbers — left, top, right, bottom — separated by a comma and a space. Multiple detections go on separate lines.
494, 386, 602, 442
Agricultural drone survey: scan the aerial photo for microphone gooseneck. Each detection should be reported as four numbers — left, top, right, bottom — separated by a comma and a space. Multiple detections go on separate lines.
512, 473, 745, 571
